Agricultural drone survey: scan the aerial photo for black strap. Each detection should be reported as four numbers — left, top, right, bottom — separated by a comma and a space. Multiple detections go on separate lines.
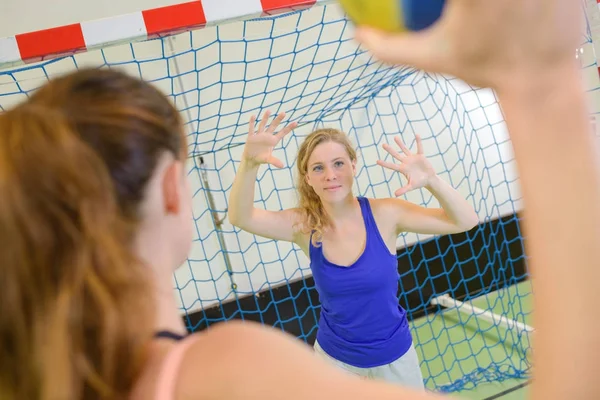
154, 330, 187, 341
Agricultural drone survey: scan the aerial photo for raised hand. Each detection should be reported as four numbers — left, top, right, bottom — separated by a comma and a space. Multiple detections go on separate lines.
377, 134, 435, 197
353, 0, 579, 92
242, 110, 298, 168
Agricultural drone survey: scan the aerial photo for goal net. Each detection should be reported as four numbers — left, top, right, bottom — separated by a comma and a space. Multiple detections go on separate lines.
2, 0, 598, 394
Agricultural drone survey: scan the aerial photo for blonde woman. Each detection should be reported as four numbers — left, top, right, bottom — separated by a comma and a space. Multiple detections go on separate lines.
229, 115, 478, 387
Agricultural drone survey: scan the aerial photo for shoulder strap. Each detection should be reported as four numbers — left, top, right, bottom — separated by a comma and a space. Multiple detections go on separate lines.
357, 196, 374, 226
357, 196, 393, 255
153, 334, 200, 400
154, 330, 187, 341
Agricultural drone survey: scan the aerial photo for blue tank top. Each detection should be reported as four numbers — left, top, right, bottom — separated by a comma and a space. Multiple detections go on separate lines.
310, 196, 413, 368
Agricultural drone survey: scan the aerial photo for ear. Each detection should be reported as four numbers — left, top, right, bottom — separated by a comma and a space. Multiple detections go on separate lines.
352, 158, 357, 176
162, 160, 183, 215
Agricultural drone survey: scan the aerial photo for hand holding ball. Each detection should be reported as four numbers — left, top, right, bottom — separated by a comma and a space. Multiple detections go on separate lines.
338, 0, 446, 32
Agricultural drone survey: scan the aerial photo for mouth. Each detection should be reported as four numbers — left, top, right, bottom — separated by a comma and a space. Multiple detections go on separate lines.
324, 185, 342, 191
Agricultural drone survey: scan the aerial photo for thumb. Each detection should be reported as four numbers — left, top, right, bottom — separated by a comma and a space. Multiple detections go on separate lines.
395, 185, 412, 197
268, 156, 285, 169
354, 26, 446, 73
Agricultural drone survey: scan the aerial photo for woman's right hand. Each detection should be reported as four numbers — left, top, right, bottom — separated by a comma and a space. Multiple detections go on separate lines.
242, 110, 298, 168
353, 0, 580, 93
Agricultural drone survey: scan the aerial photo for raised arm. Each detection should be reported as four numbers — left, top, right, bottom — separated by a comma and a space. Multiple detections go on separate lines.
228, 111, 301, 244
377, 134, 478, 235
356, 1, 599, 398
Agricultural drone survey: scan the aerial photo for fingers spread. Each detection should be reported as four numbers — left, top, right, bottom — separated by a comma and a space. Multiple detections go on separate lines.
248, 115, 256, 137
277, 121, 298, 140
267, 112, 286, 134
394, 136, 412, 155
268, 156, 284, 169
382, 143, 405, 161
415, 134, 423, 154
257, 110, 271, 133
377, 159, 406, 173
395, 185, 412, 197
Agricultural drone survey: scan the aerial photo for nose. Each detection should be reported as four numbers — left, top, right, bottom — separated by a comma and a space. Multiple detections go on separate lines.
324, 167, 336, 181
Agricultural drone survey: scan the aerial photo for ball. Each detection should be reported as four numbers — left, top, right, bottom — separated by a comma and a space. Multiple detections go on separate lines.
337, 0, 446, 33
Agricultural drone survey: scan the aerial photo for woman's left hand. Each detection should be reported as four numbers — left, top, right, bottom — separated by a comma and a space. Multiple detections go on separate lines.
377, 134, 436, 197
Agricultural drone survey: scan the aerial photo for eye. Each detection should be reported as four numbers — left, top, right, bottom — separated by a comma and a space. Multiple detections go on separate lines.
334, 160, 344, 168
312, 165, 323, 172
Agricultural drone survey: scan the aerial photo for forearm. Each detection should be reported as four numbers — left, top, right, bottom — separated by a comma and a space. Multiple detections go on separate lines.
497, 68, 600, 400
425, 175, 478, 229
228, 159, 260, 227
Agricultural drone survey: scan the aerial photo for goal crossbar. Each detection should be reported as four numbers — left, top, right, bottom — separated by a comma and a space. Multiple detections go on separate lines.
0, 0, 335, 69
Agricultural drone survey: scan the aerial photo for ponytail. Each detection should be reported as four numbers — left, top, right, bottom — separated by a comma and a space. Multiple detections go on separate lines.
0, 104, 153, 399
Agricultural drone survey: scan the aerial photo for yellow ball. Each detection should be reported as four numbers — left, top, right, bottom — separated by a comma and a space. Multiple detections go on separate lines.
337, 0, 445, 33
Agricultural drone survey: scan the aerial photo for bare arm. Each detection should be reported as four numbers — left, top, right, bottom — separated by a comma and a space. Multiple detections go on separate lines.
355, 1, 600, 398
228, 111, 302, 244
177, 321, 442, 400
228, 158, 300, 243
377, 135, 478, 235
496, 70, 600, 400
386, 175, 478, 235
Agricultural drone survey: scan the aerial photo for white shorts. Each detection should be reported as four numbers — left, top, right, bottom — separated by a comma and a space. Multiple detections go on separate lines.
314, 340, 425, 390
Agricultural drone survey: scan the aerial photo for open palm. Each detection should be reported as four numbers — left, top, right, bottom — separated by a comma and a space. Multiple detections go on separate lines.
377, 134, 436, 197
243, 110, 297, 168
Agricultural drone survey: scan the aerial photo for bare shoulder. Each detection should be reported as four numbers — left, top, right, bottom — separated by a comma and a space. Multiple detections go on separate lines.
368, 197, 393, 210
169, 321, 262, 399
172, 320, 308, 399
154, 320, 441, 400
364, 197, 415, 238
131, 326, 239, 400
365, 197, 408, 221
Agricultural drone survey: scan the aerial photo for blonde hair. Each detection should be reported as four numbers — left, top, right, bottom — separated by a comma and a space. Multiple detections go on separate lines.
296, 128, 357, 246
0, 69, 186, 399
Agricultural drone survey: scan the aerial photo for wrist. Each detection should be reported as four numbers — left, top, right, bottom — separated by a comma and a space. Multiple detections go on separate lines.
495, 62, 582, 104
240, 156, 261, 170
424, 174, 441, 191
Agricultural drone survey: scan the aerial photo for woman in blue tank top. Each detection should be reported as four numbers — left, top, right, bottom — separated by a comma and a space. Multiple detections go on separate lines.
229, 111, 478, 388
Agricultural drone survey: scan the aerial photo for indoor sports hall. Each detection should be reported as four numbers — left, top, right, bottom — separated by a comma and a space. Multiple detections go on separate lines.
2, 1, 600, 398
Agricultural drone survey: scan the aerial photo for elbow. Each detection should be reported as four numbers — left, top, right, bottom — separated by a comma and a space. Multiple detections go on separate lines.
449, 211, 478, 233
228, 211, 242, 228
228, 208, 250, 230
462, 211, 479, 231
227, 197, 243, 228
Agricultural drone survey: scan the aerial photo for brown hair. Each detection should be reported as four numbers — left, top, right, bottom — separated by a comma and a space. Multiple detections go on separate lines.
0, 68, 186, 399
296, 128, 357, 245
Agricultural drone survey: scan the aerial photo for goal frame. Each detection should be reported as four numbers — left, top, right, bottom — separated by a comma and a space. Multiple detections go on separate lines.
0, 0, 335, 69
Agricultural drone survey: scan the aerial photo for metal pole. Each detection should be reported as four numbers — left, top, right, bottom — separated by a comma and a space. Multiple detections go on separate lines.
198, 156, 238, 291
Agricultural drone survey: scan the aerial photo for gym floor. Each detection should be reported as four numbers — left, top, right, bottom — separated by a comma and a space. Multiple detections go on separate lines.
410, 281, 532, 400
